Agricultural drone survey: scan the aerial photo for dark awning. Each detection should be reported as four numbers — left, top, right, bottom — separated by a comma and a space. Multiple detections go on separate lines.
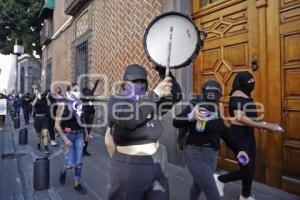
39, 0, 55, 18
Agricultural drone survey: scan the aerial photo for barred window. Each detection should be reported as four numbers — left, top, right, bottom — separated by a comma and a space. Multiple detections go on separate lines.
75, 40, 89, 88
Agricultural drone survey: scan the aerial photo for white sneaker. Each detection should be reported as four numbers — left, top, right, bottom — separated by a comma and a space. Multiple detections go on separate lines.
89, 134, 94, 139
214, 174, 225, 197
239, 195, 255, 200
51, 140, 57, 146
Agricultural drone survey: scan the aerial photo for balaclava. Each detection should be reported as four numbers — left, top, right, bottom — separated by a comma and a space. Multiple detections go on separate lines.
231, 72, 255, 97
122, 64, 148, 101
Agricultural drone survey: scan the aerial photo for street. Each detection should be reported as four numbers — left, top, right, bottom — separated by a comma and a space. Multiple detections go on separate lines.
0, 114, 299, 200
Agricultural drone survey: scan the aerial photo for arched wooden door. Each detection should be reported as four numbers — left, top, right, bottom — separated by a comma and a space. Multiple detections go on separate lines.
192, 0, 267, 182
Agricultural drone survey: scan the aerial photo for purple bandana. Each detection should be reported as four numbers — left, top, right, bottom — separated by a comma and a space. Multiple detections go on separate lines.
66, 99, 83, 123
122, 83, 146, 101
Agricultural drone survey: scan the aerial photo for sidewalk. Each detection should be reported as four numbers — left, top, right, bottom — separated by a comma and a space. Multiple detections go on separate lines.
1, 115, 299, 200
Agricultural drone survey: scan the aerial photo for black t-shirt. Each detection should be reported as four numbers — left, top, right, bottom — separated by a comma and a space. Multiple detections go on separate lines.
173, 101, 227, 151
22, 97, 32, 109
34, 99, 49, 115
229, 96, 257, 120
61, 104, 83, 131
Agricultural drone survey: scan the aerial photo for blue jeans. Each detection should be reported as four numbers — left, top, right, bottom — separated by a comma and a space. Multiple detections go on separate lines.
61, 132, 84, 181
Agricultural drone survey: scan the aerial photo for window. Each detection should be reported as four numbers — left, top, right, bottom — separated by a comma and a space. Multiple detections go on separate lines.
201, 0, 220, 7
75, 40, 89, 88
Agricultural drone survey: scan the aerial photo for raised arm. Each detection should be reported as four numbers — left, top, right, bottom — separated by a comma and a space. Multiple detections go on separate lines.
155, 67, 182, 115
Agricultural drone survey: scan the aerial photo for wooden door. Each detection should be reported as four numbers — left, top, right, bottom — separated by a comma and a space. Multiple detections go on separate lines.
192, 0, 267, 182
280, 0, 300, 195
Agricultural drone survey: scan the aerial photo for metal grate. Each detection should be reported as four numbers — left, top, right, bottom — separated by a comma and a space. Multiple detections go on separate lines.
72, 30, 92, 88
75, 40, 89, 88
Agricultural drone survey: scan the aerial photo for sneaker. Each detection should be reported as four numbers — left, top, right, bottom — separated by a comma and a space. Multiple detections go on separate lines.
89, 134, 94, 139
59, 170, 66, 185
51, 140, 57, 146
45, 149, 51, 155
239, 195, 255, 200
74, 184, 87, 195
214, 174, 225, 197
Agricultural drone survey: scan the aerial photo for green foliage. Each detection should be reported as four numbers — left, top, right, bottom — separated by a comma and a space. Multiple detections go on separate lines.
0, 0, 43, 56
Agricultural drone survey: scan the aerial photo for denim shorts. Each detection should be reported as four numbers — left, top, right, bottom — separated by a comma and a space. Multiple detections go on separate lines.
61, 132, 84, 168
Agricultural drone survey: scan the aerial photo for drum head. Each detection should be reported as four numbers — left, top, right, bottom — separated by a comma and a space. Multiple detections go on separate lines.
144, 12, 203, 69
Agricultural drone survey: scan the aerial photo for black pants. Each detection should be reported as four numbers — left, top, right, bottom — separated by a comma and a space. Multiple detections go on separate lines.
109, 145, 169, 200
83, 115, 93, 153
219, 125, 256, 198
23, 107, 30, 124
185, 145, 221, 200
48, 118, 55, 141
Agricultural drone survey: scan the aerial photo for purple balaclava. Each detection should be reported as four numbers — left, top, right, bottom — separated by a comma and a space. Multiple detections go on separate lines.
122, 64, 148, 101
122, 82, 147, 101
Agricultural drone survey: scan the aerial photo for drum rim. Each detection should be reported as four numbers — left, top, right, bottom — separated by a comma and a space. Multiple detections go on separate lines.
143, 11, 201, 69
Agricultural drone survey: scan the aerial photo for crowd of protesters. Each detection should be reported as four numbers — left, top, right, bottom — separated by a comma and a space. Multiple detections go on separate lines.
0, 65, 285, 200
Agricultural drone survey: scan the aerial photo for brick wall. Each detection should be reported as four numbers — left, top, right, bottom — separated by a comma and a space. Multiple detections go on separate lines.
48, 0, 163, 94
53, 0, 70, 33
91, 0, 163, 95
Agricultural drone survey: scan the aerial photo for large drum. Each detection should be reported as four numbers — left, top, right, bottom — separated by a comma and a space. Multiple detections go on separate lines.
144, 11, 206, 74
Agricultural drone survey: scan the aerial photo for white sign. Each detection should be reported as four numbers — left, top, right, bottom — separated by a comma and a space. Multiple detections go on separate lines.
0, 99, 7, 115
14, 45, 24, 54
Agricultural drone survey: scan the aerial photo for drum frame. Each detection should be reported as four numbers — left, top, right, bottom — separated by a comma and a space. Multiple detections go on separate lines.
144, 11, 203, 69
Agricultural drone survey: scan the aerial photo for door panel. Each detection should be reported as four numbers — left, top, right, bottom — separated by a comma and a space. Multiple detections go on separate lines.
281, 10, 300, 194
192, 0, 265, 181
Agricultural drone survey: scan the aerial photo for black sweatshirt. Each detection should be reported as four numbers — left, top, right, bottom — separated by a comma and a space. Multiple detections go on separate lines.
173, 98, 227, 151
108, 69, 182, 146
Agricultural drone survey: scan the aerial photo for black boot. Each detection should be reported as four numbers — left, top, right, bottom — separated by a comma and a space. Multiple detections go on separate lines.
74, 184, 87, 195
59, 169, 66, 185
83, 142, 91, 156
45, 145, 50, 154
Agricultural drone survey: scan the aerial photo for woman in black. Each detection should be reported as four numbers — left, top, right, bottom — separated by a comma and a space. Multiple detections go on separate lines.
216, 72, 284, 200
21, 93, 32, 124
81, 79, 99, 156
32, 91, 51, 154
107, 64, 182, 200
173, 80, 247, 200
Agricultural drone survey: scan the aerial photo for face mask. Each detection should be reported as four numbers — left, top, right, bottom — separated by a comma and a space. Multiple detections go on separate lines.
123, 82, 147, 101
71, 91, 81, 99
203, 89, 222, 103
67, 91, 81, 100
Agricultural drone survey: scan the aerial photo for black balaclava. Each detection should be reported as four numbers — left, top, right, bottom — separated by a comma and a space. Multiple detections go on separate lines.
201, 80, 222, 104
231, 72, 255, 97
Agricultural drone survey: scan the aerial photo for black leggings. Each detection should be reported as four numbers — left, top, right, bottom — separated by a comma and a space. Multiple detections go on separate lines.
219, 125, 256, 198
48, 119, 56, 141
